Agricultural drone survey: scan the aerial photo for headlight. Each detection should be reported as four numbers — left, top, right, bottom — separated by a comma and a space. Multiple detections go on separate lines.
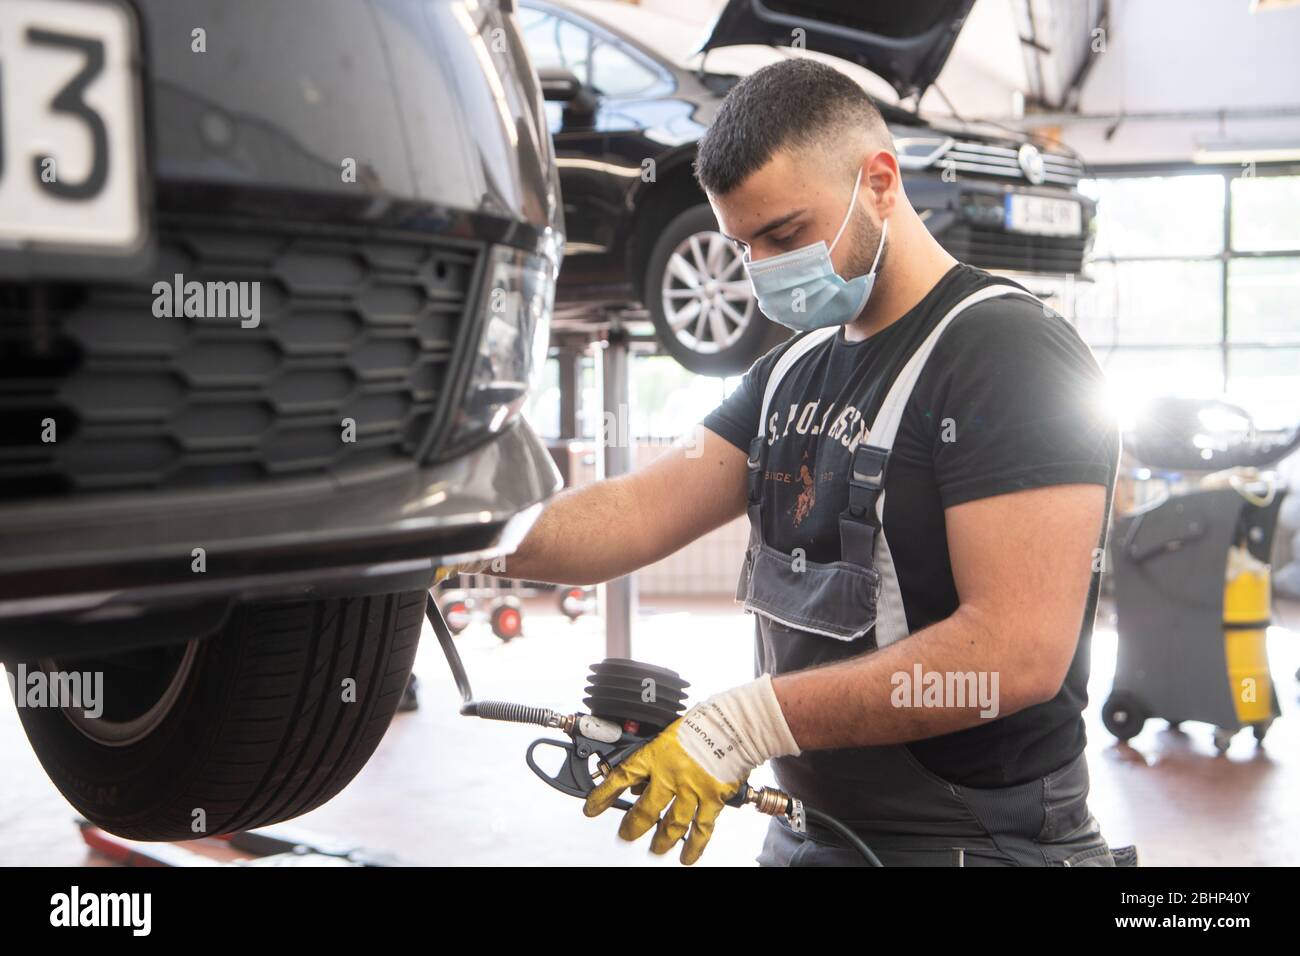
441, 240, 556, 454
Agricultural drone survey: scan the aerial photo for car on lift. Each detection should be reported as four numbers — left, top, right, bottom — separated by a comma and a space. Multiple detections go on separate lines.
520, 0, 1094, 375
0, 0, 561, 841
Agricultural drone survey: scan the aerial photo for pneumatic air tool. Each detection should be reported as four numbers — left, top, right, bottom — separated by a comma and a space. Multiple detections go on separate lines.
424, 593, 882, 865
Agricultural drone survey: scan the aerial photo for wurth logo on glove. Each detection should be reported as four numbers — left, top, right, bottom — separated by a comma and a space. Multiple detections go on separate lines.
679, 703, 747, 781
675, 675, 801, 786
684, 711, 732, 760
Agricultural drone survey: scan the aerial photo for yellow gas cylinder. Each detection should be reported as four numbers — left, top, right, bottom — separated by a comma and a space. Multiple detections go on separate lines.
1223, 545, 1274, 724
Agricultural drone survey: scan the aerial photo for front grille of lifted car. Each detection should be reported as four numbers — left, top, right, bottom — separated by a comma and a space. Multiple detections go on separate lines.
0, 221, 480, 499
939, 224, 1090, 276
941, 140, 1084, 188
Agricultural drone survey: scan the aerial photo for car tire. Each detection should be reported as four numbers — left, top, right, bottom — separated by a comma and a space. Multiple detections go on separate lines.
644, 203, 786, 376
12, 590, 424, 841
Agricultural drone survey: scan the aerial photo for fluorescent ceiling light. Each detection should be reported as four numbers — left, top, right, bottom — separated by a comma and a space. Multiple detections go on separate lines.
1193, 140, 1300, 163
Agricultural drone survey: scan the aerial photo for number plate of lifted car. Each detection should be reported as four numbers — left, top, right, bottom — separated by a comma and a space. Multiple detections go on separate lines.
1004, 193, 1082, 237
0, 0, 146, 258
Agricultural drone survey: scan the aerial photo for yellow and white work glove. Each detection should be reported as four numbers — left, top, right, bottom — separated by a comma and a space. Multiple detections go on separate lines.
583, 674, 800, 864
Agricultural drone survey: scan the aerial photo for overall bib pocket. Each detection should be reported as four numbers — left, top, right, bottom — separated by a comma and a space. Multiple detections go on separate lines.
738, 541, 881, 641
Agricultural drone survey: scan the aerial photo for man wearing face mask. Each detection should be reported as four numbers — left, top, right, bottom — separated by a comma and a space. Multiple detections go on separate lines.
454, 58, 1121, 866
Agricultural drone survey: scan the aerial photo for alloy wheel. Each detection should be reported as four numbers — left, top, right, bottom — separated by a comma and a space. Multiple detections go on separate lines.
660, 231, 756, 355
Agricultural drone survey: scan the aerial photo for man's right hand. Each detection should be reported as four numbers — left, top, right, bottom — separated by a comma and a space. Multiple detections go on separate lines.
433, 560, 491, 586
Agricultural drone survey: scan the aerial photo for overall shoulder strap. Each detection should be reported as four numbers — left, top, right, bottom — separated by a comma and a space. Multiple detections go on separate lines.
840, 283, 1038, 565
755, 326, 838, 438
861, 283, 1039, 649
864, 283, 1037, 454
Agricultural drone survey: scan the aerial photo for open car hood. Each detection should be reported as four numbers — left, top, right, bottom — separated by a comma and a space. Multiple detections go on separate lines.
697, 0, 977, 99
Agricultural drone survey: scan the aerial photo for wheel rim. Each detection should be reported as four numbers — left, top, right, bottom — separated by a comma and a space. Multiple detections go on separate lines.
660, 230, 755, 355
41, 640, 200, 748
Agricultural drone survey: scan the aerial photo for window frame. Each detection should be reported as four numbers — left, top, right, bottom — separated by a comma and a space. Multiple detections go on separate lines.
1082, 160, 1300, 386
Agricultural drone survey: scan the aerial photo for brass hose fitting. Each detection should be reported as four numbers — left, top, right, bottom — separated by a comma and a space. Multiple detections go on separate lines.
742, 785, 793, 817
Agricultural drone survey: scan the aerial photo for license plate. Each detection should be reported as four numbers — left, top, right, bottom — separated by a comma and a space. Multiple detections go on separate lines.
1004, 194, 1082, 237
0, 0, 146, 259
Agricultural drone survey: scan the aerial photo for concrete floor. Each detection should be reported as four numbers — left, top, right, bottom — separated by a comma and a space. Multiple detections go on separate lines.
2, 595, 1297, 866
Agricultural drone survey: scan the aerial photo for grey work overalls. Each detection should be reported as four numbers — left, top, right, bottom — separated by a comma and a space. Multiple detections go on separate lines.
737, 284, 1117, 867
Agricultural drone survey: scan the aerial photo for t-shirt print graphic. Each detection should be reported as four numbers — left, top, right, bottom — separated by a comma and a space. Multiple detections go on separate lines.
792, 450, 815, 527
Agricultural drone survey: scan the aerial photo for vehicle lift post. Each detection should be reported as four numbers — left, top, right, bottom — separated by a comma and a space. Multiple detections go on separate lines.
598, 314, 635, 659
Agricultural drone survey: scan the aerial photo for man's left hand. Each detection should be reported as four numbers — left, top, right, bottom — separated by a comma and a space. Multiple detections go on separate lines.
583, 674, 800, 864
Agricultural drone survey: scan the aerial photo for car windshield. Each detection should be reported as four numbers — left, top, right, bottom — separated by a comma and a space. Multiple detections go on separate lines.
520, 3, 663, 97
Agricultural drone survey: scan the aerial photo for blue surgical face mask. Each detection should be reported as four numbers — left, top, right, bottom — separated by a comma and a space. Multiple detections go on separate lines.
742, 168, 887, 332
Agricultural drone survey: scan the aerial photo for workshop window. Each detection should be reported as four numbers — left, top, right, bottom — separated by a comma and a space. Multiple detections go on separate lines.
1078, 169, 1300, 429
523, 355, 563, 440
1231, 175, 1300, 251
630, 354, 732, 441
1086, 174, 1225, 257
1076, 259, 1223, 346
1228, 256, 1300, 344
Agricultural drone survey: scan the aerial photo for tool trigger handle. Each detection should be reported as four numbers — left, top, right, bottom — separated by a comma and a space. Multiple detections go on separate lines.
526, 737, 590, 798
526, 736, 638, 810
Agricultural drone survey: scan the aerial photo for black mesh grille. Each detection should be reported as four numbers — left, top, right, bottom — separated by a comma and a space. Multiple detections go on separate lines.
0, 221, 479, 499
938, 225, 1088, 275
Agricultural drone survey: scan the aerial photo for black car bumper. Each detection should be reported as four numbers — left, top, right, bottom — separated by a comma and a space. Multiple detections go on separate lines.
0, 418, 560, 653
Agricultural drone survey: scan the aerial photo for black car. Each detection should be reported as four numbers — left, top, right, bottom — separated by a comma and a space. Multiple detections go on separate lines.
521, 0, 1094, 375
0, 0, 561, 840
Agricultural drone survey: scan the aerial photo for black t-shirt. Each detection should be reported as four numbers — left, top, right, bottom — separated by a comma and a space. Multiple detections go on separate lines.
702, 264, 1120, 787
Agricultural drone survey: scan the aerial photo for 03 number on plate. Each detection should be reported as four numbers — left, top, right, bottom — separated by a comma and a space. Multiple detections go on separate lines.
0, 0, 146, 264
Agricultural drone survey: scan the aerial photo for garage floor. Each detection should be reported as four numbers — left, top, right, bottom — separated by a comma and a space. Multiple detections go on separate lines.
2, 595, 1297, 867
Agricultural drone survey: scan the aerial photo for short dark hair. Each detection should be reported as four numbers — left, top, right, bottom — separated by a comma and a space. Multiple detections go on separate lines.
694, 59, 890, 196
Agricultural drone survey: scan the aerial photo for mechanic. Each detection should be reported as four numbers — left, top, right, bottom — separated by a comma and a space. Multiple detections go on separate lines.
452, 59, 1121, 866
